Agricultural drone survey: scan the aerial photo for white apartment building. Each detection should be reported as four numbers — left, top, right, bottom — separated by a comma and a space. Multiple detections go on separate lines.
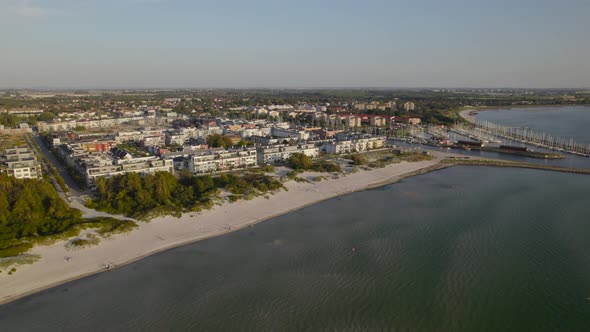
37, 116, 147, 132
256, 144, 319, 165
84, 155, 173, 186
58, 144, 173, 186
0, 147, 42, 179
322, 137, 386, 154
271, 127, 310, 141
188, 149, 257, 174
403, 102, 416, 111
240, 127, 272, 139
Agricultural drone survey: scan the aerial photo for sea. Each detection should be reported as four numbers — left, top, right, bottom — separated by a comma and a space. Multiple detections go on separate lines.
1, 106, 589, 331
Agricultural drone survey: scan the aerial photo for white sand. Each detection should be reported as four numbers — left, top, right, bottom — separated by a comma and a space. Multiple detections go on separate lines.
0, 152, 453, 304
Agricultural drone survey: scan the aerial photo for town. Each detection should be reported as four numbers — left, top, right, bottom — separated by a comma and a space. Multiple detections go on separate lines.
2, 88, 589, 188
1, 91, 431, 188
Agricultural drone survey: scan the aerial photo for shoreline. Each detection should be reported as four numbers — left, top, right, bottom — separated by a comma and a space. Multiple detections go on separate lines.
0, 154, 452, 306
2, 154, 589, 305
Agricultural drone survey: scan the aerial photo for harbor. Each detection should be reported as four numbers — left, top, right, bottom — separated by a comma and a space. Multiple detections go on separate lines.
471, 119, 590, 157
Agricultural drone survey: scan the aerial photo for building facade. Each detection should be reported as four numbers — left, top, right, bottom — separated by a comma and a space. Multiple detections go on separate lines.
0, 147, 42, 179
322, 137, 386, 154
256, 144, 319, 165
188, 149, 257, 174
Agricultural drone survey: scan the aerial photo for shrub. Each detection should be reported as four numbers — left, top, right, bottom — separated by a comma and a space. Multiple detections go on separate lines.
350, 154, 367, 165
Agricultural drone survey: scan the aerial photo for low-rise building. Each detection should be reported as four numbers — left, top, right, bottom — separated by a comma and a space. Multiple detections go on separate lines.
0, 146, 42, 179
403, 102, 416, 111
322, 136, 386, 154
250, 135, 280, 146
370, 116, 387, 127
256, 144, 319, 165
271, 127, 310, 141
188, 148, 257, 174
58, 144, 173, 186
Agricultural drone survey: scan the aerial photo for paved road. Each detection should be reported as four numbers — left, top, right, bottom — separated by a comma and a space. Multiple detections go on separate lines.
25, 134, 70, 199
30, 134, 87, 196
28, 133, 133, 221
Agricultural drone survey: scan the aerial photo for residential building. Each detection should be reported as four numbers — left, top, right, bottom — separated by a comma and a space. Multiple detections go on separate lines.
256, 144, 319, 165
0, 147, 42, 179
250, 135, 280, 146
403, 102, 416, 111
187, 149, 257, 174
58, 144, 173, 186
370, 116, 387, 127
271, 127, 310, 141
322, 136, 386, 154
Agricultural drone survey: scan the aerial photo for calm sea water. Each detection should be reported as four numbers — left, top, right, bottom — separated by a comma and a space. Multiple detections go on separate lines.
476, 105, 590, 144
423, 105, 590, 169
1, 107, 590, 331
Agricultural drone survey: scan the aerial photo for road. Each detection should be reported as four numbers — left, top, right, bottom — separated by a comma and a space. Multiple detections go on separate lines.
30, 134, 87, 196
27, 133, 134, 221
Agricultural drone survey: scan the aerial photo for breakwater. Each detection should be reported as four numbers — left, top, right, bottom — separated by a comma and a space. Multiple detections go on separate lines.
443, 158, 590, 175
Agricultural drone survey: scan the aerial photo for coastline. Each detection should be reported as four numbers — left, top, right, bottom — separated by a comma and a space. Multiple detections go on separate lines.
458, 104, 586, 123
0, 154, 452, 306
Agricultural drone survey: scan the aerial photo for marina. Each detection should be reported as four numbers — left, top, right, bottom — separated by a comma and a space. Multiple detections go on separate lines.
472, 119, 590, 157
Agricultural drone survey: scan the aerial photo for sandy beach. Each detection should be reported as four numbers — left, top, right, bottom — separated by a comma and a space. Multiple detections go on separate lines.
459, 109, 477, 123
0, 153, 453, 305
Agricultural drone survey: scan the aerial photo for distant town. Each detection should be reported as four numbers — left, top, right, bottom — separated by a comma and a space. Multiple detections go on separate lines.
1, 88, 589, 186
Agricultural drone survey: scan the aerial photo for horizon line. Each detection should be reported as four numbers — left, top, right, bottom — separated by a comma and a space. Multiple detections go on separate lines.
2, 86, 590, 92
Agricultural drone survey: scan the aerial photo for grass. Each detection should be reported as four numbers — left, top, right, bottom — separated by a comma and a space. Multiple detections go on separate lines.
90, 218, 139, 237
249, 164, 275, 173
344, 149, 434, 169
0, 217, 138, 259
293, 177, 310, 183
0, 243, 34, 258
66, 235, 101, 250
398, 152, 435, 162
0, 254, 41, 271
0, 133, 27, 150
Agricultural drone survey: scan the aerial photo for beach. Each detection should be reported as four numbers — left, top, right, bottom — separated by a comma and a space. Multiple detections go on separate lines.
459, 109, 477, 123
0, 152, 454, 305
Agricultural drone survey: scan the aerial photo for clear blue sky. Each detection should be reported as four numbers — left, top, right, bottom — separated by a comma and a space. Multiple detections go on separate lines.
1, 0, 589, 88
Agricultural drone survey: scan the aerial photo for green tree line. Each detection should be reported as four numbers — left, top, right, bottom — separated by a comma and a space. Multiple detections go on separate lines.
89, 171, 285, 219
0, 174, 82, 256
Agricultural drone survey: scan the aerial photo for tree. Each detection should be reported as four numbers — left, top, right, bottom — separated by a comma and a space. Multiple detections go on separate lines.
37, 112, 55, 122
287, 153, 313, 170
207, 134, 234, 148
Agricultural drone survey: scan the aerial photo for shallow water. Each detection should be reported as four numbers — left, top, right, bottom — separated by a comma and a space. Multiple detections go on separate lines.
1, 167, 589, 331
2, 105, 590, 331
476, 105, 590, 144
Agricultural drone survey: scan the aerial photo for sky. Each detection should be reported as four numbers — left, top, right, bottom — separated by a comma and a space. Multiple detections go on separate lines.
0, 0, 589, 89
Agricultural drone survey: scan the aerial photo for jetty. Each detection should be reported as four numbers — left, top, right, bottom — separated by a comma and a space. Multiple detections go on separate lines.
443, 158, 590, 175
